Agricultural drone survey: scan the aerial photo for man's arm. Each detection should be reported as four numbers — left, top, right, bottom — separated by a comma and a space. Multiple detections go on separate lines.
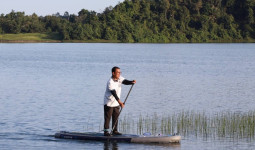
122, 79, 136, 85
110, 90, 120, 101
110, 90, 124, 108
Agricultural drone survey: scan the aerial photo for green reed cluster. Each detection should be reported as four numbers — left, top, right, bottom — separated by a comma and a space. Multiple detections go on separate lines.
118, 111, 255, 139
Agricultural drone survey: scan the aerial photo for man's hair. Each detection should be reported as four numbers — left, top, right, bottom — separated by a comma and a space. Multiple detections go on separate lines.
112, 66, 120, 73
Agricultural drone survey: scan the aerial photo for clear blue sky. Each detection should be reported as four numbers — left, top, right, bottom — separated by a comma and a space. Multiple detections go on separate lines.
0, 0, 124, 16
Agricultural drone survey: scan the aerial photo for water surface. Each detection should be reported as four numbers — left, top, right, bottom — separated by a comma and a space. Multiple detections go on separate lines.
0, 43, 255, 149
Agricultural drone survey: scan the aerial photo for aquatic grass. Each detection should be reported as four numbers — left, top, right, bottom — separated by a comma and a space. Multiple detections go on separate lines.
118, 111, 255, 139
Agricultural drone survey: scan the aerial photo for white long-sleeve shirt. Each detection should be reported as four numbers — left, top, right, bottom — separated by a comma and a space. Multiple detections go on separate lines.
104, 76, 125, 107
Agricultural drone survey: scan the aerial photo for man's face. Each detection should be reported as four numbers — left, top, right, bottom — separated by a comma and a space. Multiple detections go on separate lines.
113, 69, 121, 79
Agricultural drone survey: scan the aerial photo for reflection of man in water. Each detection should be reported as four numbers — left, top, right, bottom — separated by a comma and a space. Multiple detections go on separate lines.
103, 66, 136, 136
104, 142, 118, 150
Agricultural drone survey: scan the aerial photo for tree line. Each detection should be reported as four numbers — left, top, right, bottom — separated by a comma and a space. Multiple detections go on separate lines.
0, 0, 254, 42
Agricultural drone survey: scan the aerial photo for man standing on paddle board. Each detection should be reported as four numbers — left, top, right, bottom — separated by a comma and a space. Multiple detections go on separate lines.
104, 66, 136, 136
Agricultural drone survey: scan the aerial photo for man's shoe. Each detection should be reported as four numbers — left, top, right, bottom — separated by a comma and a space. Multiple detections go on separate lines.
113, 131, 122, 135
104, 131, 111, 136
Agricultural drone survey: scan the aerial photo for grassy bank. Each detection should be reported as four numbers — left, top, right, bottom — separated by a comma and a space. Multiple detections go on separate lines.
0, 33, 62, 43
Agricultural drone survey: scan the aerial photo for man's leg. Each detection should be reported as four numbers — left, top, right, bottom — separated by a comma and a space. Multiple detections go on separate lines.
112, 106, 121, 134
104, 105, 113, 136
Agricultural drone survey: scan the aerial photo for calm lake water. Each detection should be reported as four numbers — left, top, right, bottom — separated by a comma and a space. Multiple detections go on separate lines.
0, 43, 255, 149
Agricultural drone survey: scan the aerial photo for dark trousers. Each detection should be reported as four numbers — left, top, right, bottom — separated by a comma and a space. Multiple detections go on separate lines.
104, 105, 120, 132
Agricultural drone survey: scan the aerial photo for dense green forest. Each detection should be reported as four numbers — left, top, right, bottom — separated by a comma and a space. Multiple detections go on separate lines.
0, 0, 255, 42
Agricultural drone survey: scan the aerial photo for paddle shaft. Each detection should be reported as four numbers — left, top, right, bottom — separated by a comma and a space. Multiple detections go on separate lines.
110, 84, 134, 134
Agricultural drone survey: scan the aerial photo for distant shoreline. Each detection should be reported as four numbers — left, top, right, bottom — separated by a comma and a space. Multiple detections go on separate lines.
0, 33, 254, 43
0, 40, 121, 43
0, 40, 62, 43
0, 33, 121, 43
1, 40, 254, 43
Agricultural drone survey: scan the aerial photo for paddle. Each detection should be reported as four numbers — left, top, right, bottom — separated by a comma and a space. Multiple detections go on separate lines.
110, 84, 134, 135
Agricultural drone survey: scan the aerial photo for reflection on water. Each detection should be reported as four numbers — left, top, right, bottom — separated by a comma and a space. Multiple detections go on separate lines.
104, 142, 118, 150
103, 141, 181, 150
